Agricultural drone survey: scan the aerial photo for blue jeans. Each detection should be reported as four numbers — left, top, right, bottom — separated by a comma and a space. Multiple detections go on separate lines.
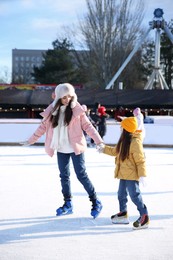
57, 152, 97, 201
118, 179, 148, 216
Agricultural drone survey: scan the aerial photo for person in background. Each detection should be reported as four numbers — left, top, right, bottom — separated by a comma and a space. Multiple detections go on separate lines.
21, 83, 103, 219
83, 106, 98, 147
133, 107, 146, 140
114, 106, 125, 122
93, 102, 101, 114
97, 117, 149, 230
97, 106, 109, 139
51, 91, 55, 100
89, 102, 101, 146
116, 107, 145, 141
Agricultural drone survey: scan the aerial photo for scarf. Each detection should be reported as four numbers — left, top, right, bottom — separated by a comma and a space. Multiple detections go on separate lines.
50, 105, 73, 153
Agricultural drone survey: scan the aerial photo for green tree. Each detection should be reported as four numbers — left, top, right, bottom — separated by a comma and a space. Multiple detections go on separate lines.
160, 20, 173, 89
140, 20, 173, 89
141, 40, 155, 82
32, 38, 80, 84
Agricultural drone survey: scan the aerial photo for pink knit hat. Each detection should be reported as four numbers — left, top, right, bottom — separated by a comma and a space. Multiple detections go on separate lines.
133, 107, 141, 116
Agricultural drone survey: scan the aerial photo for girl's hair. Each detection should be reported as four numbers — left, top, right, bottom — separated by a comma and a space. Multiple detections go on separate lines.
50, 99, 73, 128
116, 129, 132, 161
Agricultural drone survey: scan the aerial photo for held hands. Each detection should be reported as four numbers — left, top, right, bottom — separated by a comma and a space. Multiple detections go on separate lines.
96, 143, 105, 153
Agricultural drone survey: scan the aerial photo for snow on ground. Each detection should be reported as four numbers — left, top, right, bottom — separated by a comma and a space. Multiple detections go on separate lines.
0, 145, 173, 260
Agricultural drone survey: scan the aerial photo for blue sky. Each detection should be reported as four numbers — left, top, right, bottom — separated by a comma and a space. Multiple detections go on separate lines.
0, 0, 172, 81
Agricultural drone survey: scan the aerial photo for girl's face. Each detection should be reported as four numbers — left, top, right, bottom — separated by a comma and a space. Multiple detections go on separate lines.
61, 95, 72, 106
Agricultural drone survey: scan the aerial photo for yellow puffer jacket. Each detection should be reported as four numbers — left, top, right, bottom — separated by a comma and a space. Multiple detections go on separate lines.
103, 132, 146, 181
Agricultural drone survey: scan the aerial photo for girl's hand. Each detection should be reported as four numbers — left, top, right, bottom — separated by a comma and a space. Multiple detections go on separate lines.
139, 177, 147, 187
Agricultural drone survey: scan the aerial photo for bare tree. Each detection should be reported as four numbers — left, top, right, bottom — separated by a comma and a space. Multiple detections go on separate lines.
74, 0, 146, 89
0, 66, 11, 83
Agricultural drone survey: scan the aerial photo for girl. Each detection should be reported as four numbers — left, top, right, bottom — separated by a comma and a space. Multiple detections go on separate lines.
23, 83, 103, 218
97, 117, 149, 229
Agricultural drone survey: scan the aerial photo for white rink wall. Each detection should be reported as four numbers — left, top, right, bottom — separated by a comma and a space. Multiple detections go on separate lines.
104, 119, 173, 146
0, 117, 173, 146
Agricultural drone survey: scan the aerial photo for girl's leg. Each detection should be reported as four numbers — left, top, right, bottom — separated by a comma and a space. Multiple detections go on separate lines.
111, 180, 129, 224
118, 179, 128, 212
127, 180, 148, 216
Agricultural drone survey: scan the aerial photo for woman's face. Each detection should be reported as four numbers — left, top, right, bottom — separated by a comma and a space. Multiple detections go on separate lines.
61, 95, 72, 106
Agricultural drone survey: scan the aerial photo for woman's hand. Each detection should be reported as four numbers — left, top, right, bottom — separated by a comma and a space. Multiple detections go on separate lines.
20, 141, 30, 146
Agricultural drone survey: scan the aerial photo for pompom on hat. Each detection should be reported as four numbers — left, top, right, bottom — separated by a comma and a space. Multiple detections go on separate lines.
52, 83, 77, 108
121, 117, 138, 133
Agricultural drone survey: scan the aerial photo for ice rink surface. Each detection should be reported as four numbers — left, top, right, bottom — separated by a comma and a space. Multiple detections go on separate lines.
0, 145, 173, 260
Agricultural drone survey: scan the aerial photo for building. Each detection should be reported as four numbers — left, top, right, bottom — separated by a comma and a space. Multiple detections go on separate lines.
12, 49, 46, 84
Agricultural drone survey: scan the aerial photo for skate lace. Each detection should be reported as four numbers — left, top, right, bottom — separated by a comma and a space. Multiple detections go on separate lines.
60, 202, 71, 210
91, 200, 101, 211
117, 211, 127, 217
139, 214, 148, 225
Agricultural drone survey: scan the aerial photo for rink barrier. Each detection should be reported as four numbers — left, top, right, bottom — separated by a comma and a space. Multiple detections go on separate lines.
0, 118, 173, 147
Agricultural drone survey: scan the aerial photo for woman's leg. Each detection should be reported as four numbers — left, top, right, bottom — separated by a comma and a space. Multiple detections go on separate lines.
71, 152, 102, 218
71, 152, 96, 200
57, 152, 72, 200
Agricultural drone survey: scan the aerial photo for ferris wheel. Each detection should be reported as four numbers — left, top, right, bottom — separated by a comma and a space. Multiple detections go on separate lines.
105, 8, 173, 90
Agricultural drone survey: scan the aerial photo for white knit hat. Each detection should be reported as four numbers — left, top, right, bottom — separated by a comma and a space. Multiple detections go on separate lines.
52, 83, 77, 108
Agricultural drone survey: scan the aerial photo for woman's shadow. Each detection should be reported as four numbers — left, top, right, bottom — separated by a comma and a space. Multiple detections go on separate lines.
0, 215, 136, 244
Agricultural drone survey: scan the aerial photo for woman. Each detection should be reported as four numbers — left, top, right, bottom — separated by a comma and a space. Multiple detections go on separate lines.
23, 83, 103, 218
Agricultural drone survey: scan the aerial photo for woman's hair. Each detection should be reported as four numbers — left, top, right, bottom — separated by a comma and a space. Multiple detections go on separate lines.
116, 129, 132, 161
50, 99, 73, 128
